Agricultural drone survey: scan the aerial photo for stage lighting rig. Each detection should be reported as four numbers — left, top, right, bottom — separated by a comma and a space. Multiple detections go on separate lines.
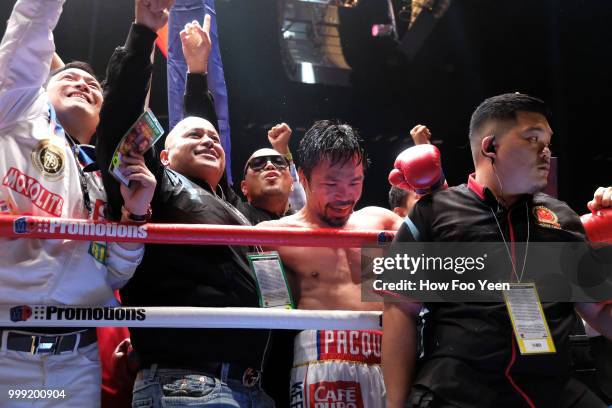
279, 0, 395, 86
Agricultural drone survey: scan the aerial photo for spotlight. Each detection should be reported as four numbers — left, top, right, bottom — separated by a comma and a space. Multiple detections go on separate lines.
371, 23, 396, 38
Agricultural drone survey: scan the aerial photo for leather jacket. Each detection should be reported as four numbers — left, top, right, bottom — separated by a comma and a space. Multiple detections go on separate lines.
95, 23, 271, 370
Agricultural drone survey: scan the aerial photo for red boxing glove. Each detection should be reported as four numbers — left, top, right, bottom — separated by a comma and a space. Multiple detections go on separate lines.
389, 144, 447, 195
388, 169, 413, 191
581, 208, 612, 243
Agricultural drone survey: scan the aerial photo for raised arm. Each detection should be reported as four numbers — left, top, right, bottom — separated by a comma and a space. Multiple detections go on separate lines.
180, 15, 219, 130
410, 124, 432, 145
268, 123, 306, 211
0, 0, 64, 123
96, 0, 173, 219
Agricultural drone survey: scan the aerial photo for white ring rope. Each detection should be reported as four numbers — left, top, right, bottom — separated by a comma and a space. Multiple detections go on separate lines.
0, 306, 382, 330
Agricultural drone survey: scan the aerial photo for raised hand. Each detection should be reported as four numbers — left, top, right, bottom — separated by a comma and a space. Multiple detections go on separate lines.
180, 14, 212, 74
267, 123, 292, 155
410, 124, 432, 145
135, 0, 175, 33
588, 186, 612, 212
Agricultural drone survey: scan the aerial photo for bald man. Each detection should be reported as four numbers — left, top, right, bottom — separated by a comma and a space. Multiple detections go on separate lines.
105, 115, 274, 406
100, 60, 275, 408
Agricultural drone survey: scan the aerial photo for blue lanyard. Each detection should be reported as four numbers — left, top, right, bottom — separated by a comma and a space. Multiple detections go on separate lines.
48, 103, 93, 215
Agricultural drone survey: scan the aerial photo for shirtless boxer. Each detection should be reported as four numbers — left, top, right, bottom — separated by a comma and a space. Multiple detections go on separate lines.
259, 120, 404, 408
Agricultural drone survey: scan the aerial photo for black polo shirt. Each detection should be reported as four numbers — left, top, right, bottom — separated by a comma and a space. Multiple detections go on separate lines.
394, 174, 594, 408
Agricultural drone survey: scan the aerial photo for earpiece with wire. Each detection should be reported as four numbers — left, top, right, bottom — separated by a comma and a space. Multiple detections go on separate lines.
480, 135, 496, 164
486, 135, 496, 154
481, 135, 506, 205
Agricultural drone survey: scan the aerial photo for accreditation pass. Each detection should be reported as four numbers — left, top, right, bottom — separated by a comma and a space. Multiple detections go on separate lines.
247, 251, 295, 309
503, 283, 556, 355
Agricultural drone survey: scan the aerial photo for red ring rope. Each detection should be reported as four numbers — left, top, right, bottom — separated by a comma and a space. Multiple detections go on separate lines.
0, 215, 395, 247
1, 209, 610, 246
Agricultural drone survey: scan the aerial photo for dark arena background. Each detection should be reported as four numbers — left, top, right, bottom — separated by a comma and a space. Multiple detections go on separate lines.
2, 0, 611, 212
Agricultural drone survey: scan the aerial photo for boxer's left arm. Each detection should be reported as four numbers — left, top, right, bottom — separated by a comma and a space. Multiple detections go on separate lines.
358, 207, 404, 231
575, 302, 612, 339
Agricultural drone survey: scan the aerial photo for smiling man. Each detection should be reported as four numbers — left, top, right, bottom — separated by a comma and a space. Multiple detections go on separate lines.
259, 119, 403, 408
95, 12, 277, 403
45, 62, 103, 144
160, 116, 225, 183
0, 0, 162, 405
116, 115, 277, 407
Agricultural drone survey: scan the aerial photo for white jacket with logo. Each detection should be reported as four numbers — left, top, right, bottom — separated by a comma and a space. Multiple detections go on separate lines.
0, 0, 143, 306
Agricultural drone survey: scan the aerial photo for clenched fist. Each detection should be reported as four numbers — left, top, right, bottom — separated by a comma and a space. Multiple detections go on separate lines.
135, 0, 174, 33
267, 123, 292, 155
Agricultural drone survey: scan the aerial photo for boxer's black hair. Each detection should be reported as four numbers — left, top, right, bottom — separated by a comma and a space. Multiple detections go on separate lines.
297, 119, 369, 181
388, 186, 409, 209
469, 93, 551, 141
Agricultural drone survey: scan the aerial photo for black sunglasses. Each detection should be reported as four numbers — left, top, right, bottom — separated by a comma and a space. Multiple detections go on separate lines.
244, 155, 289, 176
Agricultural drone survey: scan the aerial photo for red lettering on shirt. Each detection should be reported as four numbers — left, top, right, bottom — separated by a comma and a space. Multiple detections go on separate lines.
2, 167, 63, 216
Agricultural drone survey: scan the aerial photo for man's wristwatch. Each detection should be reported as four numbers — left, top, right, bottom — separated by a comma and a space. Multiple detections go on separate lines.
121, 205, 152, 223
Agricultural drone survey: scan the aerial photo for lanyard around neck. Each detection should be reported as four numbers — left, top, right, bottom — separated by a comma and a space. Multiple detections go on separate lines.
489, 202, 530, 283
48, 104, 93, 215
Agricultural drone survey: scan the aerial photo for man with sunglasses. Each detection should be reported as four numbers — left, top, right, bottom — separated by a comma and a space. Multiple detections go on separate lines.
238, 123, 305, 225
235, 124, 307, 406
239, 150, 293, 223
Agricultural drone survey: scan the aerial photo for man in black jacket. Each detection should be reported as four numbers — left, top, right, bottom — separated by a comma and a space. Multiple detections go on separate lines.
95, 6, 274, 408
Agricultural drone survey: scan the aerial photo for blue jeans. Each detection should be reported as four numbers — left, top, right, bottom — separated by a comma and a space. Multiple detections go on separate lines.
132, 364, 275, 407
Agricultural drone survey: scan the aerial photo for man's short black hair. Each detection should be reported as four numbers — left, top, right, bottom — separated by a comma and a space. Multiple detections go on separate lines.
388, 186, 408, 209
297, 119, 369, 180
469, 93, 550, 141
46, 61, 100, 87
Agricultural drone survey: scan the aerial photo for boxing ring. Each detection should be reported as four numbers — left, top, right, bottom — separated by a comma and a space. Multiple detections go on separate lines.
0, 210, 610, 329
